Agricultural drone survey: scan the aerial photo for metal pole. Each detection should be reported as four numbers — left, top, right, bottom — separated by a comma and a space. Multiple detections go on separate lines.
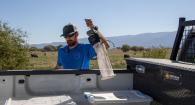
170, 17, 185, 60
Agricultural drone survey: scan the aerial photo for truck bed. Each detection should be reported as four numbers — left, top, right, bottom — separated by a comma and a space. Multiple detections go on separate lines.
7, 94, 87, 105
0, 71, 152, 105
7, 90, 152, 105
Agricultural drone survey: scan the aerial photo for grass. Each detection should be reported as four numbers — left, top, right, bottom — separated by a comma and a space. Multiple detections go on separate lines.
26, 51, 57, 70
26, 48, 171, 70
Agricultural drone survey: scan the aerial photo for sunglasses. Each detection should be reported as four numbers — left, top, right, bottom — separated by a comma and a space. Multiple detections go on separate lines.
64, 33, 75, 38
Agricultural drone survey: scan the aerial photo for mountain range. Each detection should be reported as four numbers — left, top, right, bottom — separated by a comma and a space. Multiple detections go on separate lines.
30, 31, 176, 48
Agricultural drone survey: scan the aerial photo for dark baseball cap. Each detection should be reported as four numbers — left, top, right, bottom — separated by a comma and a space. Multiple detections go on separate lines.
60, 23, 77, 37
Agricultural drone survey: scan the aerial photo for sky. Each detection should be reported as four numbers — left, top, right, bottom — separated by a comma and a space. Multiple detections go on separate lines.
1, 0, 195, 44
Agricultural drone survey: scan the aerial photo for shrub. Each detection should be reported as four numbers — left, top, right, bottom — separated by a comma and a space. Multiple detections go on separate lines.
130, 46, 144, 51
0, 21, 29, 70
121, 44, 130, 52
142, 47, 168, 58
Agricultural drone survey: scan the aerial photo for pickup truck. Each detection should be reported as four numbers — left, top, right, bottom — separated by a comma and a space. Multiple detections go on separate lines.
0, 17, 194, 105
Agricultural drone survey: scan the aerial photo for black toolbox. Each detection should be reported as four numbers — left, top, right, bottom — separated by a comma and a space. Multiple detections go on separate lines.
126, 58, 195, 105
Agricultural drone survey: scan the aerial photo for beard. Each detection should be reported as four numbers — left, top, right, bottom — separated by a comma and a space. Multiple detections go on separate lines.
67, 40, 77, 47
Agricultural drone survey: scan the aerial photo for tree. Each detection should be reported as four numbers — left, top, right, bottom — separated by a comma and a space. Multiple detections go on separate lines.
29, 47, 39, 51
57, 44, 63, 50
121, 44, 130, 52
130, 46, 144, 51
0, 21, 29, 70
43, 45, 57, 51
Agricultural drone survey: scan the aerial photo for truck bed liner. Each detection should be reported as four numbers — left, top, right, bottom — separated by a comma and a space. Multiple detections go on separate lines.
8, 94, 89, 105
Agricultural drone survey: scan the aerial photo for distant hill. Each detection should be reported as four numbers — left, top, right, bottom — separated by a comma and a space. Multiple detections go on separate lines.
30, 31, 176, 48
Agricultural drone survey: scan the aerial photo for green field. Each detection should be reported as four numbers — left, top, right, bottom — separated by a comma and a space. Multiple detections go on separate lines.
26, 48, 171, 70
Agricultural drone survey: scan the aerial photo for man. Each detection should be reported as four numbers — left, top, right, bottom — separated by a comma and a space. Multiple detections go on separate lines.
55, 23, 96, 70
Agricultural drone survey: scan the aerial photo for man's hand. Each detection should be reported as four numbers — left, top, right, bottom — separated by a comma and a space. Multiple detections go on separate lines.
55, 65, 63, 70
85, 19, 95, 29
85, 18, 110, 49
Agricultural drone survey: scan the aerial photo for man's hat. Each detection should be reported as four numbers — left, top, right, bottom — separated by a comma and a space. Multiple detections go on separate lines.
60, 23, 77, 37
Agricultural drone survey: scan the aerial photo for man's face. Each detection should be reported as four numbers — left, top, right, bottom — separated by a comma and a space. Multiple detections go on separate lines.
64, 32, 78, 47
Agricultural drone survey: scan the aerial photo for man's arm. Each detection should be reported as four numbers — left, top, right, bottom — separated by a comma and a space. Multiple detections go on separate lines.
55, 49, 63, 70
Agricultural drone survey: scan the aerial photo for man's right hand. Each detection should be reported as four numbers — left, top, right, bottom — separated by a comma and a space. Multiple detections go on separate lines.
85, 18, 110, 49
55, 65, 63, 70
85, 18, 95, 29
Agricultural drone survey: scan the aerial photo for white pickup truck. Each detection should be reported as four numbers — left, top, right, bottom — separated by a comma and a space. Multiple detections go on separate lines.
0, 17, 194, 105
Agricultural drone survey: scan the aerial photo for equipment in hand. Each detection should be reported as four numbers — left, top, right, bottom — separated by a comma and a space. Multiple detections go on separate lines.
85, 19, 115, 80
